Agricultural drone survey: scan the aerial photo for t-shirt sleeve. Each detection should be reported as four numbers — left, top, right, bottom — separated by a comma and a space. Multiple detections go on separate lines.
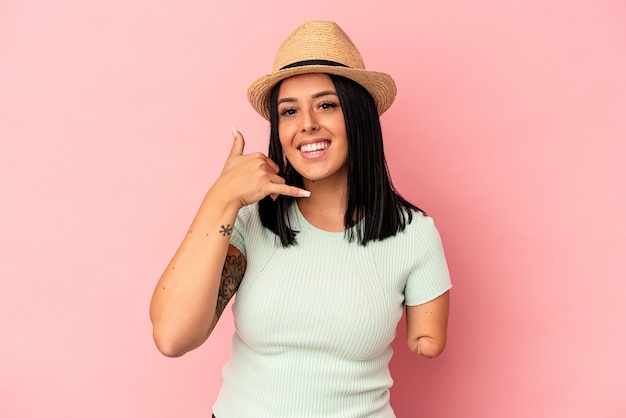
229, 205, 251, 258
404, 213, 452, 306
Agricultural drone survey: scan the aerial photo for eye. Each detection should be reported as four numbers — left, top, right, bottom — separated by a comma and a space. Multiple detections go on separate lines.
318, 101, 339, 110
279, 107, 297, 116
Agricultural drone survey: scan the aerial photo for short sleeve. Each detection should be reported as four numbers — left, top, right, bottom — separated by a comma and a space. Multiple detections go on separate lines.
404, 213, 452, 306
229, 205, 252, 258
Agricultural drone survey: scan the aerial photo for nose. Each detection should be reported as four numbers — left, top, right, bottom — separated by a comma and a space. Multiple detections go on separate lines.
301, 109, 319, 133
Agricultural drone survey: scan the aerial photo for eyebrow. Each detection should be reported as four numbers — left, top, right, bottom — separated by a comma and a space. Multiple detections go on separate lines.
277, 90, 338, 105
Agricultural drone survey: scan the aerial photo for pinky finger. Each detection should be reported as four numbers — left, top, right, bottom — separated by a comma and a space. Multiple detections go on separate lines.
272, 185, 311, 198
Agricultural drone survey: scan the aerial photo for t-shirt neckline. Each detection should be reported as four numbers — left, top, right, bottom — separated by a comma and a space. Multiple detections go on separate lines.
292, 202, 362, 240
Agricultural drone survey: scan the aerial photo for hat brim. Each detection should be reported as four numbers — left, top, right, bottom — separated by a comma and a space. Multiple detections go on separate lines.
247, 65, 397, 120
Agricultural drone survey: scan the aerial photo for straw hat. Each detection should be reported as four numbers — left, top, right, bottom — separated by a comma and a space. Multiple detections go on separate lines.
247, 20, 397, 120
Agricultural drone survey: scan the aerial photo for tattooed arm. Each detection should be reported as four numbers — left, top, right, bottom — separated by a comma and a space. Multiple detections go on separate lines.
208, 245, 246, 334
149, 186, 244, 358
150, 129, 307, 357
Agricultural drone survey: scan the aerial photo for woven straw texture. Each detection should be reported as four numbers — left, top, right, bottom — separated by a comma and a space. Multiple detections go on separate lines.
247, 20, 396, 120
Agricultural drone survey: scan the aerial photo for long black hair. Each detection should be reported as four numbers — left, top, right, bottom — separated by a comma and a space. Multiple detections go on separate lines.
258, 73, 420, 246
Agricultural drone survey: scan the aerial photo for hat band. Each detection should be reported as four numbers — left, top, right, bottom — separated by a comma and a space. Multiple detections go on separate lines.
280, 60, 349, 70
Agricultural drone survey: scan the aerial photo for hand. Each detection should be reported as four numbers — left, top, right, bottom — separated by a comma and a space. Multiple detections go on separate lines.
213, 128, 310, 208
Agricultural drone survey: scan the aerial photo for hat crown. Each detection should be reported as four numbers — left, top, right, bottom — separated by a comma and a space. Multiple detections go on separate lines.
271, 20, 366, 72
247, 20, 396, 120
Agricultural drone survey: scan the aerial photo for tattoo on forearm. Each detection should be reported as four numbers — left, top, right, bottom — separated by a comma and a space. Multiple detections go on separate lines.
215, 253, 245, 319
219, 224, 233, 236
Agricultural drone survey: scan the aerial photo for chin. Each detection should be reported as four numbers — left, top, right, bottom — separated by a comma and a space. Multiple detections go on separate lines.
291, 162, 347, 184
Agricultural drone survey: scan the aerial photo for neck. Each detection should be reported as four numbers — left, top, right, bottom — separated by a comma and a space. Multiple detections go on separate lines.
298, 177, 348, 232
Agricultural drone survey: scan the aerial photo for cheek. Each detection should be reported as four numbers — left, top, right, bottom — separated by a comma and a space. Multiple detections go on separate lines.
277, 129, 288, 149
278, 122, 297, 146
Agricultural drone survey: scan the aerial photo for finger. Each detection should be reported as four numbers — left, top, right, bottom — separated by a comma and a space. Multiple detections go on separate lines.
229, 126, 245, 157
268, 174, 286, 185
268, 175, 284, 201
267, 184, 311, 198
265, 157, 280, 174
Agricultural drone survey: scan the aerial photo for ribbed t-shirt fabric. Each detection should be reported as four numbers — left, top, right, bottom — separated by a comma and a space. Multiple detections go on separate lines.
212, 202, 451, 417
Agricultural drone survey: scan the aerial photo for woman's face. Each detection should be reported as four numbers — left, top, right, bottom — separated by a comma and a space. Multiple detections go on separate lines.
277, 73, 348, 185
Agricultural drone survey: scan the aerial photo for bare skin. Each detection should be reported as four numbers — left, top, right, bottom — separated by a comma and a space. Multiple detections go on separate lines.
277, 74, 350, 232
406, 291, 450, 358
149, 128, 309, 357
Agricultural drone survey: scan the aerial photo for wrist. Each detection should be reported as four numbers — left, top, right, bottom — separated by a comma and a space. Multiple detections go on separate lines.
205, 184, 243, 215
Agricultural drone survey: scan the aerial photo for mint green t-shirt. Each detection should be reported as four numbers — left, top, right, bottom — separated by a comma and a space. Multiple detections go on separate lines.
213, 203, 451, 417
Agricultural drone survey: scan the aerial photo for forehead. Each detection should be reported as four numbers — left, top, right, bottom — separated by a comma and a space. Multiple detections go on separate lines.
277, 73, 335, 98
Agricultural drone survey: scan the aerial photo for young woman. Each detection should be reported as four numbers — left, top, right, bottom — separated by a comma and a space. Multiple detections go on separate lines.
150, 20, 451, 417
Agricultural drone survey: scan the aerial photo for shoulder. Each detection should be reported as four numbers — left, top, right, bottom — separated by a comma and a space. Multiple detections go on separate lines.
233, 202, 279, 245
231, 203, 262, 255
234, 202, 262, 230
402, 210, 452, 305
401, 210, 445, 247
365, 210, 445, 260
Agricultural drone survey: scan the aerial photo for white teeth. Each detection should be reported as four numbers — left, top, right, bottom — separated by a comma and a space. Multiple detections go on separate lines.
300, 142, 329, 152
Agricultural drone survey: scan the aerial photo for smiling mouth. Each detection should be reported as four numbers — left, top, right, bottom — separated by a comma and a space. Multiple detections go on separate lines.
298, 141, 330, 154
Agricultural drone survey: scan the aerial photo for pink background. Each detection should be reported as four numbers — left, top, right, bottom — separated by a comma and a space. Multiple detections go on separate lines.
1, 1, 625, 417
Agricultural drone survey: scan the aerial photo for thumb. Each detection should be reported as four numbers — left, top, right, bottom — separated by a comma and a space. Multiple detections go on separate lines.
229, 126, 245, 157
